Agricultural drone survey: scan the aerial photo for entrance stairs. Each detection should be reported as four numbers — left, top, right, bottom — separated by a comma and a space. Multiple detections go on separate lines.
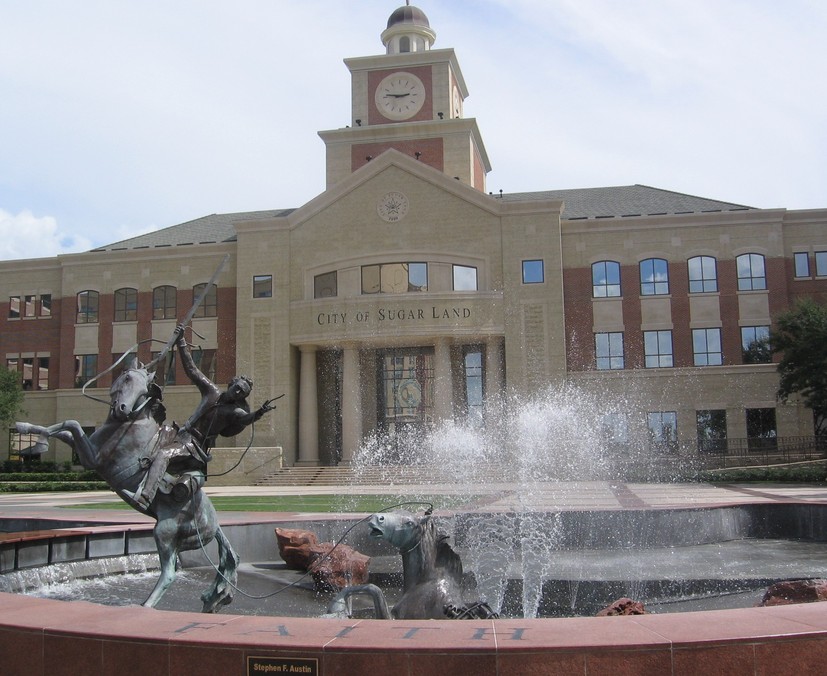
254, 464, 508, 487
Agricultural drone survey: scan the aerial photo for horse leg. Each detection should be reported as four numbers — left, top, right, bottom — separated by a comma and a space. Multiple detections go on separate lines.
143, 524, 179, 608
16, 420, 98, 467
201, 525, 240, 613
326, 584, 392, 619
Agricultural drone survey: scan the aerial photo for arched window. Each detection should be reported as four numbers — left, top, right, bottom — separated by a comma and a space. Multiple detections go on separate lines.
640, 258, 669, 295
76, 290, 99, 324
114, 287, 137, 322
192, 283, 217, 317
687, 256, 718, 293
399, 36, 411, 53
153, 285, 177, 320
736, 253, 767, 290
592, 261, 621, 297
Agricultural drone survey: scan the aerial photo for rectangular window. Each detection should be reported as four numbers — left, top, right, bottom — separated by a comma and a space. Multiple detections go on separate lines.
595, 332, 624, 370
23, 294, 36, 317
74, 354, 98, 388
151, 351, 176, 386
8, 296, 20, 319
794, 252, 811, 278
816, 251, 827, 277
746, 407, 777, 452
361, 263, 428, 294
600, 413, 628, 444
253, 275, 273, 298
9, 431, 39, 462
22, 357, 34, 390
644, 330, 673, 368
192, 283, 217, 318
37, 356, 49, 390
378, 349, 435, 433
648, 411, 678, 453
314, 271, 338, 298
692, 328, 723, 366
522, 259, 544, 284
193, 348, 217, 382
462, 347, 484, 426
697, 409, 727, 453
6, 357, 19, 375
741, 325, 771, 364
453, 265, 478, 291
39, 294, 51, 317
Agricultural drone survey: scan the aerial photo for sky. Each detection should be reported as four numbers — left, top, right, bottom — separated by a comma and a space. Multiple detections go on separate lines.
1, 0, 825, 260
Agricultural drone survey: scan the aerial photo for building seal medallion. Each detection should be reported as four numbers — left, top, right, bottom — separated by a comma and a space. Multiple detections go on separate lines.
377, 191, 409, 223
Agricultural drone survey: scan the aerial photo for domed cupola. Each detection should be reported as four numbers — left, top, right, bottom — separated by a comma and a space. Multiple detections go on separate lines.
381, 2, 436, 54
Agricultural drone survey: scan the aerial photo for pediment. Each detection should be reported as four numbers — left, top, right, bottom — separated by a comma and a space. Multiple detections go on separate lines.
285, 149, 511, 230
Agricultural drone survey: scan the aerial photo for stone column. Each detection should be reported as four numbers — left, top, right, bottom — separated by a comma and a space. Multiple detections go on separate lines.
485, 336, 504, 404
340, 346, 362, 464
298, 345, 319, 466
433, 338, 453, 422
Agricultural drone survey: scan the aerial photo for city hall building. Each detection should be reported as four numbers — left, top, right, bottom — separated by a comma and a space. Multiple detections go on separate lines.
3, 5, 826, 476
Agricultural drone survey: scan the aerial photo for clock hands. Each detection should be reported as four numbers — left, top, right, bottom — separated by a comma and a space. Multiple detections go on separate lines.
384, 92, 411, 99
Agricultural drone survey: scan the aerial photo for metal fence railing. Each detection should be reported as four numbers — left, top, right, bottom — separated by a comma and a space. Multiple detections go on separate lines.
694, 436, 827, 469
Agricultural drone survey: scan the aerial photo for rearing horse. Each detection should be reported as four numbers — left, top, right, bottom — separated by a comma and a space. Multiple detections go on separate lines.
16, 361, 239, 612
327, 510, 497, 620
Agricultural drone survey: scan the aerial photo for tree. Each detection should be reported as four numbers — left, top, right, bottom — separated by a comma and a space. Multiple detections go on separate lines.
771, 298, 827, 437
0, 368, 25, 433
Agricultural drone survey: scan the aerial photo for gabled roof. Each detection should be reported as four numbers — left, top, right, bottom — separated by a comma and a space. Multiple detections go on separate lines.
89, 184, 753, 252
90, 209, 294, 252
501, 184, 753, 220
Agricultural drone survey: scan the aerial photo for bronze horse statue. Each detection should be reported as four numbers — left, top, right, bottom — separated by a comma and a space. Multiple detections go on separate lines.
16, 361, 239, 612
327, 510, 497, 620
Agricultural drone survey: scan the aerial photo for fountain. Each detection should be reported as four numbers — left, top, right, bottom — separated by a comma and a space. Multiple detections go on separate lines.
3, 385, 827, 674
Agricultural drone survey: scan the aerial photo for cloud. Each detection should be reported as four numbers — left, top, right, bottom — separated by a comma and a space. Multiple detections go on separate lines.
0, 209, 92, 260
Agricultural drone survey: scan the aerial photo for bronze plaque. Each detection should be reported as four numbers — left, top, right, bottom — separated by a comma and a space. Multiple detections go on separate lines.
247, 656, 318, 675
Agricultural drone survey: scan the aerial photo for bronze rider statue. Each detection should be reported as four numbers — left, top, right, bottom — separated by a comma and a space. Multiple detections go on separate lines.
124, 325, 277, 510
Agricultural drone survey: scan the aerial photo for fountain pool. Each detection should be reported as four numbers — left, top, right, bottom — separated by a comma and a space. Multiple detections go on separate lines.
4, 492, 827, 675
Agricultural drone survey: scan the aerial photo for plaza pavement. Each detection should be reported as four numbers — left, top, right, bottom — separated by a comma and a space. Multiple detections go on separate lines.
2, 481, 827, 524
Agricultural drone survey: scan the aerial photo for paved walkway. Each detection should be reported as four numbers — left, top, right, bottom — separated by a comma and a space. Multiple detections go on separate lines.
2, 481, 827, 524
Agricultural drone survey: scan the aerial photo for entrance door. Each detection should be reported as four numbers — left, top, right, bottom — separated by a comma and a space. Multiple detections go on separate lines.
377, 348, 435, 447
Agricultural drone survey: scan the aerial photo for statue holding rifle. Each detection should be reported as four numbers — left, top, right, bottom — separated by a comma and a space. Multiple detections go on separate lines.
124, 324, 278, 510
14, 255, 278, 610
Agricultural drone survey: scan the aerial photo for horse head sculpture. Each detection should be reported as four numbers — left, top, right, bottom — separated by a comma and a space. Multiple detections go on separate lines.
327, 509, 496, 620
109, 360, 163, 422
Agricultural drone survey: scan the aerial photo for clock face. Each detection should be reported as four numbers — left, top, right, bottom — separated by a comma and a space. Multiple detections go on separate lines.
375, 72, 426, 120
377, 191, 409, 223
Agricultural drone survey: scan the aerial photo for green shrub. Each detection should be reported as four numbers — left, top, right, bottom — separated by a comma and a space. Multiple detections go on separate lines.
0, 471, 101, 482
0, 482, 109, 493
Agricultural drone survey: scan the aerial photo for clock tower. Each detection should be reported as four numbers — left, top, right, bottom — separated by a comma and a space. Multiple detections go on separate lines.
318, 3, 491, 191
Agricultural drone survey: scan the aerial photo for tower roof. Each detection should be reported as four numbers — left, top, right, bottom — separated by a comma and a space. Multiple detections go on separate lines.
387, 4, 431, 29
382, 3, 436, 54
